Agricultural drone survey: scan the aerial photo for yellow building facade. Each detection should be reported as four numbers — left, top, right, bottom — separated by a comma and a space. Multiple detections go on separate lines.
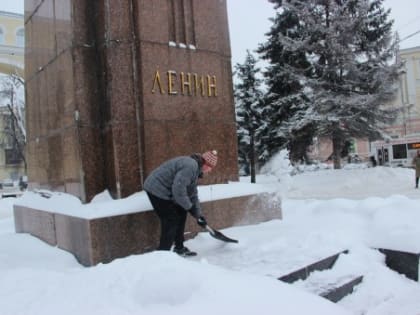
0, 11, 24, 76
0, 11, 25, 184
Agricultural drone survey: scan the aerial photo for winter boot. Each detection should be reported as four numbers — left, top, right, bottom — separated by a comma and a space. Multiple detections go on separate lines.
173, 246, 197, 257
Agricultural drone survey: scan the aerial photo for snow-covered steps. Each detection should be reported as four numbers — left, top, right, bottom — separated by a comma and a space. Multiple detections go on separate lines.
278, 250, 364, 303
278, 250, 348, 283
321, 275, 363, 302
379, 248, 420, 282
295, 272, 363, 303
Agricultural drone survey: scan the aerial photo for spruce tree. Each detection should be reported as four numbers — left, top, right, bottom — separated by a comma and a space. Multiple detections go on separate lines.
234, 51, 264, 183
258, 0, 315, 164
259, 0, 402, 168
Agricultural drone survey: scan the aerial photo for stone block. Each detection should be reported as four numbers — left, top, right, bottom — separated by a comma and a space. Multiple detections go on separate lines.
279, 250, 348, 283
13, 205, 56, 246
320, 275, 363, 303
55, 211, 160, 266
14, 192, 281, 266
379, 248, 420, 281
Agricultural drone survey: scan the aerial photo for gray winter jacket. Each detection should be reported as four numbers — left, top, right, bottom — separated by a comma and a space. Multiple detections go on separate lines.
144, 156, 202, 217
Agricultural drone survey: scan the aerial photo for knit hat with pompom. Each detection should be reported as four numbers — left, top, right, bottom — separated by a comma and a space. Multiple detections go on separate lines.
202, 150, 218, 167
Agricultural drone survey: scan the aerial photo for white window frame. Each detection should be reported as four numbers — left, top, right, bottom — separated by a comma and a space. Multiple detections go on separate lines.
0, 26, 4, 44
16, 28, 24, 47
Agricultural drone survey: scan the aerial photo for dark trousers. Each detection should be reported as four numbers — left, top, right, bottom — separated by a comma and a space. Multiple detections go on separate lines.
416, 177, 419, 188
146, 192, 187, 250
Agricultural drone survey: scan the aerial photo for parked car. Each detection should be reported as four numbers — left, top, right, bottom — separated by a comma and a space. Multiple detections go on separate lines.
0, 178, 24, 198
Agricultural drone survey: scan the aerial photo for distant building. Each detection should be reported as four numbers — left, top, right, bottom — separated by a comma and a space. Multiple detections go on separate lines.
0, 11, 24, 76
389, 46, 420, 138
369, 46, 420, 167
310, 46, 420, 166
0, 11, 25, 182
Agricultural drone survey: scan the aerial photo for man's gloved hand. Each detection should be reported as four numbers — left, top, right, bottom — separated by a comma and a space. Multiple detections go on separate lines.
197, 216, 207, 228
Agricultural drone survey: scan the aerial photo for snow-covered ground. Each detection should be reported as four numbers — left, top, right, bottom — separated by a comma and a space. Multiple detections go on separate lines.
1, 161, 420, 315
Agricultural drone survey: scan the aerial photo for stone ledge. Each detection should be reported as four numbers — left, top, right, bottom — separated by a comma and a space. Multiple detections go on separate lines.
14, 206, 56, 246
278, 250, 349, 283
320, 275, 363, 303
379, 248, 420, 281
14, 192, 281, 266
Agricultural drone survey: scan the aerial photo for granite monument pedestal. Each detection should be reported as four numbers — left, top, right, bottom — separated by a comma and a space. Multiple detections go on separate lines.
19, 0, 282, 264
25, 0, 238, 201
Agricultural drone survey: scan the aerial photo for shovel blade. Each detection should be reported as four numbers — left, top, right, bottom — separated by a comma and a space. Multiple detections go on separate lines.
206, 226, 238, 243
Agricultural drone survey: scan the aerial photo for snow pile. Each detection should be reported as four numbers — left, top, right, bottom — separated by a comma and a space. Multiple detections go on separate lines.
15, 180, 276, 219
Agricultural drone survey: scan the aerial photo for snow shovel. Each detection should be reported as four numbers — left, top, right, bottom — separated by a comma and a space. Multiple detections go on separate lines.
205, 225, 238, 243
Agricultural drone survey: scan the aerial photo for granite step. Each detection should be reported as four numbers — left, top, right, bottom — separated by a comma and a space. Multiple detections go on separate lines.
277, 250, 364, 302
379, 248, 420, 282
297, 272, 364, 303
320, 275, 363, 302
278, 250, 349, 283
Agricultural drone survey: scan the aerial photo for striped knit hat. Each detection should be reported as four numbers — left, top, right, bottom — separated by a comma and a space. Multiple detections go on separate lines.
202, 150, 218, 167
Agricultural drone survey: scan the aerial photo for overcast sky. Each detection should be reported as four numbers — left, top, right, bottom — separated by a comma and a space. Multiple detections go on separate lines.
227, 0, 420, 66
1, 0, 419, 67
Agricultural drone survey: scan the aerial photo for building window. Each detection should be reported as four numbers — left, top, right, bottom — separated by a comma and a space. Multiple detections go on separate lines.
0, 28, 4, 44
16, 28, 24, 47
5, 148, 22, 165
392, 144, 407, 159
